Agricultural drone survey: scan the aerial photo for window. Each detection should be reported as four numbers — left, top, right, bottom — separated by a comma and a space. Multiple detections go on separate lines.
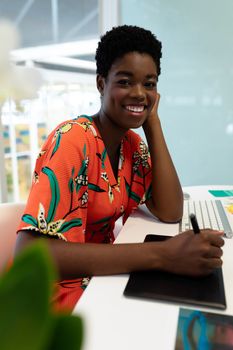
1, 70, 100, 202
0, 0, 98, 47
0, 0, 100, 202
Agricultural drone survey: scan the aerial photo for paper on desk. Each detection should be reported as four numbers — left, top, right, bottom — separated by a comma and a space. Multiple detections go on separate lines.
208, 190, 233, 214
224, 202, 233, 214
208, 189, 233, 197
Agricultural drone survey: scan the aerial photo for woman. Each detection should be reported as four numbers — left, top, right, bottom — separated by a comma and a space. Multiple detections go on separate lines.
15, 25, 224, 311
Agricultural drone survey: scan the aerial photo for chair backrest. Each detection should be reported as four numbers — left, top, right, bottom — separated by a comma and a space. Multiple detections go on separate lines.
0, 202, 25, 272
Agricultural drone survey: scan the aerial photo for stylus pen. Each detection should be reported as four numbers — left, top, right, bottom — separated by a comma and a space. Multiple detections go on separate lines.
189, 213, 200, 234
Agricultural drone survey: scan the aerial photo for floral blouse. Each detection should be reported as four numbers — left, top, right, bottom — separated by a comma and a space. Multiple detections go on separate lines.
18, 115, 152, 311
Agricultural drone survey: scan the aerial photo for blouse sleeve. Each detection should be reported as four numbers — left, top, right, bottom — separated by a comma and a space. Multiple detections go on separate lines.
18, 121, 89, 243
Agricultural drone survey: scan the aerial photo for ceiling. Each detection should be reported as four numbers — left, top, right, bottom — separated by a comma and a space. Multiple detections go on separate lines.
0, 0, 98, 47
0, 0, 99, 72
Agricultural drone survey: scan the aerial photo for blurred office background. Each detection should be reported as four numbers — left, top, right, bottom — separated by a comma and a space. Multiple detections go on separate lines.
0, 0, 233, 203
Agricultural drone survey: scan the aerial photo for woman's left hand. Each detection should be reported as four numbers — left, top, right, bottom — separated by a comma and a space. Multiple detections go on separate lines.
144, 92, 160, 126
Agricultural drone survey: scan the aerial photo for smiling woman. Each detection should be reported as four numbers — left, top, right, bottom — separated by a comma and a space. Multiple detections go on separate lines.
15, 25, 224, 312
96, 52, 158, 131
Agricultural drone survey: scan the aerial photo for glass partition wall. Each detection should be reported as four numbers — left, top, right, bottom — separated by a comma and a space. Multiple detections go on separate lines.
121, 0, 233, 186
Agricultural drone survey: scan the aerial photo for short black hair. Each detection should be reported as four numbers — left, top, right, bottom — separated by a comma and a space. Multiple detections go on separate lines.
95, 25, 162, 78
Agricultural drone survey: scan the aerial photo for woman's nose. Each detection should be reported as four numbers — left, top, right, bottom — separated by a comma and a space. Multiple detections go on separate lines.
130, 84, 145, 99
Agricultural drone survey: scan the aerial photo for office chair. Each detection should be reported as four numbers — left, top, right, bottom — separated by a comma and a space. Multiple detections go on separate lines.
0, 202, 25, 272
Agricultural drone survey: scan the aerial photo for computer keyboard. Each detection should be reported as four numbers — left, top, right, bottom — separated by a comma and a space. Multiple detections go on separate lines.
180, 199, 233, 238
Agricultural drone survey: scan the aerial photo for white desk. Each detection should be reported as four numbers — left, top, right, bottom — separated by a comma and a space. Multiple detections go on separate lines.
73, 186, 233, 350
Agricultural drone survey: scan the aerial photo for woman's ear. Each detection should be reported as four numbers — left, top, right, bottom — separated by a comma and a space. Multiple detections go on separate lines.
96, 75, 105, 96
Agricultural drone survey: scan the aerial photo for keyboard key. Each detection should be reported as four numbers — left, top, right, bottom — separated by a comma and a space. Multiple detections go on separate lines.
180, 199, 233, 238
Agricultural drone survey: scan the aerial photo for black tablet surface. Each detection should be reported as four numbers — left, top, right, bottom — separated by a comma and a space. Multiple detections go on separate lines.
123, 234, 226, 310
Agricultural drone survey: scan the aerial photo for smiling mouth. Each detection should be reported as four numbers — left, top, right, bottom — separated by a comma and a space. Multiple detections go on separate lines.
124, 105, 146, 113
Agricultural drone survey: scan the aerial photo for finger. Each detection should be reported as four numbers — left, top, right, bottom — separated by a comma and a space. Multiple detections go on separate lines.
201, 229, 224, 236
211, 230, 224, 236
202, 232, 225, 247
203, 246, 223, 259
209, 235, 225, 247
155, 92, 160, 107
205, 257, 223, 269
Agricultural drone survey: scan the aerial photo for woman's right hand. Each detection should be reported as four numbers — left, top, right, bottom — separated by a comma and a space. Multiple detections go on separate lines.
158, 229, 224, 276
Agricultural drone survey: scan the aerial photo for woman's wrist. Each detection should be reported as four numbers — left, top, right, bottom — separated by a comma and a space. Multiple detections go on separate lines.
143, 115, 161, 134
142, 242, 166, 271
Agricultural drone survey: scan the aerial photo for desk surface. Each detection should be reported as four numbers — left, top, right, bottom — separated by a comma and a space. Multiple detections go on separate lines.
73, 186, 233, 350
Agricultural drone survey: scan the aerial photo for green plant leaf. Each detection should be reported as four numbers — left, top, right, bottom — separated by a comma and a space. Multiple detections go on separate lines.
68, 178, 74, 193
100, 222, 109, 232
60, 219, 82, 232
51, 132, 61, 158
101, 149, 107, 169
145, 183, 152, 200
42, 167, 60, 222
0, 242, 84, 350
88, 183, 105, 192
129, 190, 141, 203
83, 143, 86, 157
0, 242, 56, 350
91, 215, 113, 225
125, 179, 141, 203
135, 169, 143, 178
48, 314, 83, 350
80, 114, 92, 122
78, 159, 87, 176
22, 213, 37, 226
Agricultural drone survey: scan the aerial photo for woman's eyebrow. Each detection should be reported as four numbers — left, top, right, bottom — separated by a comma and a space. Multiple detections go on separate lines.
147, 74, 157, 78
114, 71, 158, 81
147, 74, 158, 81
114, 70, 133, 77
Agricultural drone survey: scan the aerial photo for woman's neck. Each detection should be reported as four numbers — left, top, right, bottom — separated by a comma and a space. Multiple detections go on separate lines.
93, 111, 127, 156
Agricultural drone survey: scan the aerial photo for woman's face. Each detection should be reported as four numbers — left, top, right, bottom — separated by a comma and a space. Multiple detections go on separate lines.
97, 52, 158, 130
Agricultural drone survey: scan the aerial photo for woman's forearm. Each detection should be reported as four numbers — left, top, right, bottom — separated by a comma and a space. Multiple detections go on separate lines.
143, 117, 183, 222
15, 231, 162, 280
15, 228, 224, 280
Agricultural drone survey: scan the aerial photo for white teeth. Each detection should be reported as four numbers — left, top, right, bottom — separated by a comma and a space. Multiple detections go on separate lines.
125, 105, 144, 112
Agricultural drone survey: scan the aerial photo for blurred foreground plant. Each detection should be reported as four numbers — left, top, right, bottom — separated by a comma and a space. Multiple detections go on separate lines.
0, 242, 83, 350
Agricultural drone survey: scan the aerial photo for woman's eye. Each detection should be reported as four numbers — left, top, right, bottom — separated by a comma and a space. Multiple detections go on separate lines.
118, 79, 130, 86
145, 82, 156, 89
